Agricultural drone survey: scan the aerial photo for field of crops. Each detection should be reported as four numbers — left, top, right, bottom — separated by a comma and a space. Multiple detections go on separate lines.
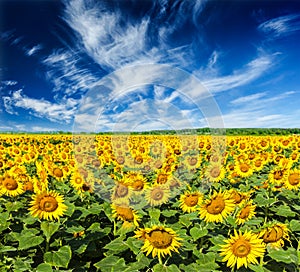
0, 133, 299, 272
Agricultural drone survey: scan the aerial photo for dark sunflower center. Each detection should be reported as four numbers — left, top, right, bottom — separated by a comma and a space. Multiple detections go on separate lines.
148, 230, 173, 249
240, 163, 250, 173
132, 180, 144, 191
263, 226, 283, 243
39, 196, 58, 212
274, 170, 283, 180
288, 173, 300, 185
210, 166, 221, 178
184, 194, 199, 207
151, 188, 164, 201
115, 184, 129, 198
53, 168, 63, 178
255, 160, 262, 167
116, 156, 125, 165
206, 196, 225, 214
157, 174, 168, 184
239, 205, 251, 219
116, 206, 134, 221
188, 157, 198, 166
75, 177, 83, 184
232, 239, 251, 257
134, 156, 143, 164
3, 177, 18, 190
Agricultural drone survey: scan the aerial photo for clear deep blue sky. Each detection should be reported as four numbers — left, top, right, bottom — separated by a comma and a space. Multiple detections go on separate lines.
1, 0, 300, 132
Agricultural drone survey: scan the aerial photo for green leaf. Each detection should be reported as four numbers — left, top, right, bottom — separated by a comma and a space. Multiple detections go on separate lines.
290, 219, 300, 232
149, 208, 161, 222
268, 247, 298, 264
103, 237, 128, 253
64, 201, 75, 217
179, 213, 197, 228
18, 235, 44, 250
87, 222, 101, 232
13, 258, 33, 271
36, 263, 53, 272
166, 264, 181, 272
195, 252, 219, 271
162, 209, 177, 217
274, 205, 296, 217
248, 264, 265, 272
41, 222, 60, 242
0, 212, 10, 232
254, 194, 275, 206
190, 226, 208, 240
125, 237, 143, 255
94, 256, 127, 272
44, 245, 72, 268
0, 245, 17, 253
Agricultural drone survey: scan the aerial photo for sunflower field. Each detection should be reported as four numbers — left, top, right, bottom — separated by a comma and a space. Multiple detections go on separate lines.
0, 133, 300, 272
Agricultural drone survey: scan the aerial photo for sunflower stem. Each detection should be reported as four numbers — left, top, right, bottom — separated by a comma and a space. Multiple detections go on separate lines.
45, 240, 50, 253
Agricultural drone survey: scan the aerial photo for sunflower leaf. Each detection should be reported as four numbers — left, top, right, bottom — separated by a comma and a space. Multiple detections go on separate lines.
44, 245, 72, 268
41, 221, 60, 242
267, 247, 298, 264
190, 226, 208, 241
289, 219, 300, 232
36, 263, 53, 272
18, 235, 44, 250
273, 205, 296, 217
94, 255, 126, 272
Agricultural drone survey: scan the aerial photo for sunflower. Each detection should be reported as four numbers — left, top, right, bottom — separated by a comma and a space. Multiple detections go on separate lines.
205, 162, 226, 182
145, 185, 170, 206
228, 189, 251, 206
199, 191, 235, 223
179, 191, 203, 213
111, 204, 140, 228
220, 230, 266, 269
235, 201, 256, 225
29, 191, 67, 220
259, 223, 290, 249
0, 175, 24, 197
268, 166, 287, 186
70, 171, 86, 192
111, 181, 131, 205
235, 161, 254, 178
135, 226, 182, 261
284, 169, 300, 190
124, 171, 149, 193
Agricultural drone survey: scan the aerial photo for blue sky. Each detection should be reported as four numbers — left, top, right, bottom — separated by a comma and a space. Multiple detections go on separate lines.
0, 0, 300, 132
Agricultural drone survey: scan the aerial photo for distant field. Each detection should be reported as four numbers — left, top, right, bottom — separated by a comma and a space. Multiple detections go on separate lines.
0, 133, 299, 271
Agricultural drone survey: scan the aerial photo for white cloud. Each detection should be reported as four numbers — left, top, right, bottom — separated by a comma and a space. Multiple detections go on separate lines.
26, 44, 43, 56
3, 90, 78, 123
1, 80, 18, 86
231, 92, 267, 105
43, 49, 99, 95
201, 54, 273, 92
258, 14, 300, 38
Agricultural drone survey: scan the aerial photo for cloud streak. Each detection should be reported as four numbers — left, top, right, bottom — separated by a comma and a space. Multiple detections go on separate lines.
3, 90, 78, 123
258, 14, 300, 38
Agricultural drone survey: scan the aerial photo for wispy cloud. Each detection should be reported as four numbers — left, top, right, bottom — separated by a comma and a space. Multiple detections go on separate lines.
3, 90, 78, 123
1, 80, 18, 86
231, 92, 267, 105
43, 49, 100, 96
258, 14, 300, 38
26, 44, 43, 56
201, 54, 273, 92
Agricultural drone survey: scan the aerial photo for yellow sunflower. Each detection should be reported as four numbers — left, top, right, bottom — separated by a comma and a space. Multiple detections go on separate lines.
259, 223, 290, 249
199, 191, 235, 223
179, 191, 203, 213
220, 230, 266, 269
284, 169, 300, 190
135, 226, 182, 261
235, 201, 256, 225
145, 185, 170, 206
0, 175, 24, 197
111, 204, 140, 228
70, 171, 86, 192
111, 181, 131, 205
29, 191, 67, 220
205, 162, 226, 182
235, 161, 254, 178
